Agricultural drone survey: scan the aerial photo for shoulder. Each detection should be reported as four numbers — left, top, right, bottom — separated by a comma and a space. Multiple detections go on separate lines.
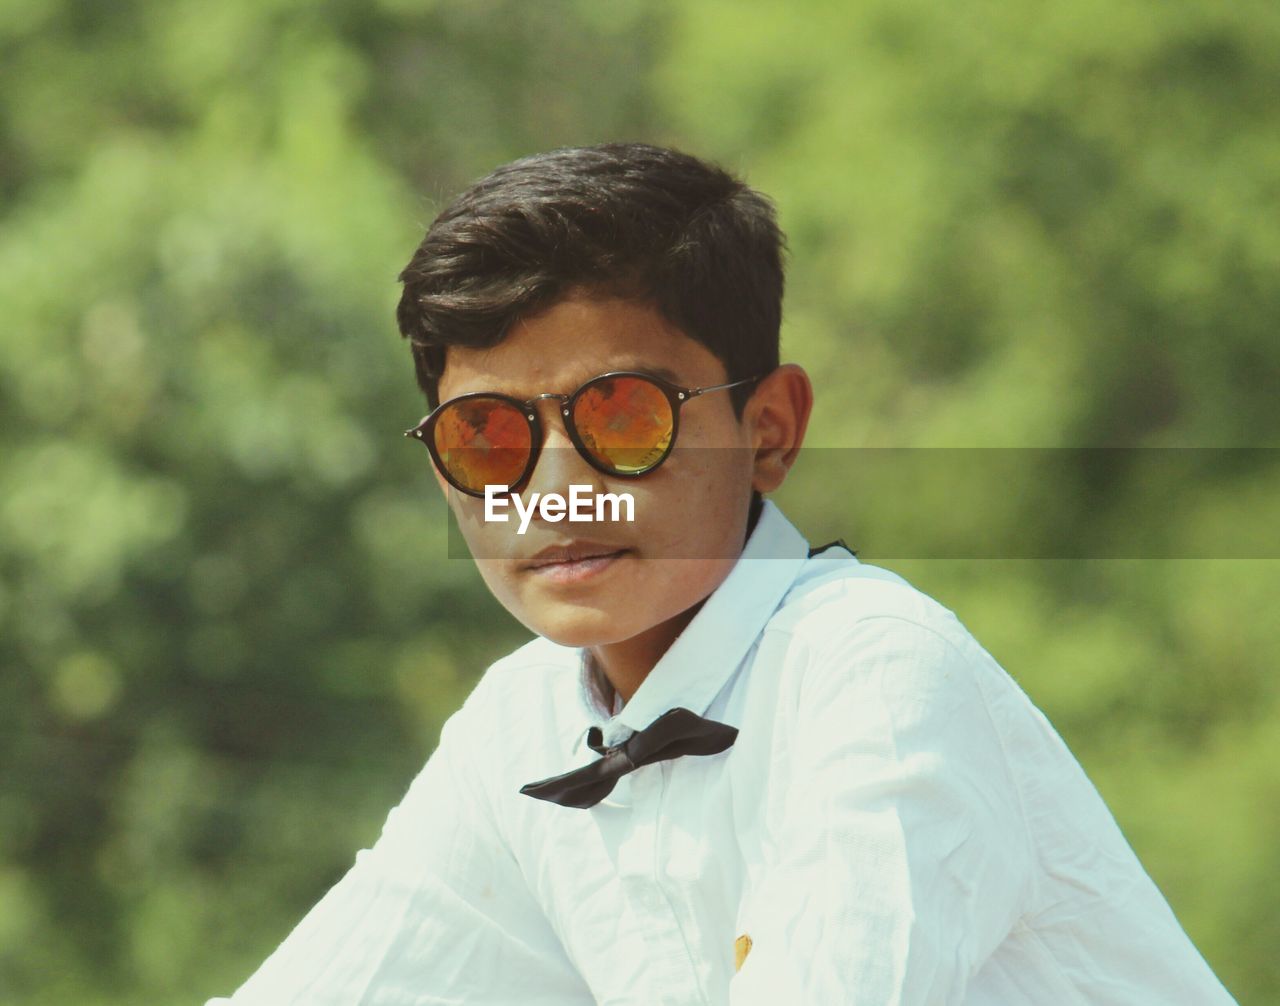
760, 560, 1034, 815
469, 633, 578, 704
463, 632, 572, 691
772, 557, 976, 661
477, 634, 577, 690
450, 634, 590, 763
757, 557, 1021, 729
423, 635, 581, 819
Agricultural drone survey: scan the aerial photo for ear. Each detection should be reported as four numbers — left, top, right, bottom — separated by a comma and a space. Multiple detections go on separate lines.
745, 364, 813, 494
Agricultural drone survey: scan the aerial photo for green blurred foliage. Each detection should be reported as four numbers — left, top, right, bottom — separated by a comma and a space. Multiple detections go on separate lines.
1, 1, 1276, 1002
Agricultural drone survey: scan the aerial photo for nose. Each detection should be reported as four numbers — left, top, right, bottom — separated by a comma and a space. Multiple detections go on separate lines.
521, 397, 607, 504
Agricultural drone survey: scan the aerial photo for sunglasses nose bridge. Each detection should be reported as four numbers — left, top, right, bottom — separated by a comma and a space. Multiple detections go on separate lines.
523, 393, 573, 437
527, 392, 571, 406
513, 393, 579, 484
526, 391, 625, 494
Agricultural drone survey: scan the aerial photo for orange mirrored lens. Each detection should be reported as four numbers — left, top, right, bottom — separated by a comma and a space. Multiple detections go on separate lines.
433, 397, 532, 492
573, 376, 674, 473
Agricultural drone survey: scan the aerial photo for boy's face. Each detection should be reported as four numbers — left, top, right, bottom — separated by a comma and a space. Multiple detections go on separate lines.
431, 290, 799, 651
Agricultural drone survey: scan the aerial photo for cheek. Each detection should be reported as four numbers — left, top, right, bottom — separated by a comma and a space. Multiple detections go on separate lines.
634, 460, 752, 553
674, 416, 754, 491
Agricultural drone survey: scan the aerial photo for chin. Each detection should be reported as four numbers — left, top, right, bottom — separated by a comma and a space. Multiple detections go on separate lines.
520, 604, 648, 649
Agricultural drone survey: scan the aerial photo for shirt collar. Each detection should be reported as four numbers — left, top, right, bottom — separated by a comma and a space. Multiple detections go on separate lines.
576, 498, 811, 747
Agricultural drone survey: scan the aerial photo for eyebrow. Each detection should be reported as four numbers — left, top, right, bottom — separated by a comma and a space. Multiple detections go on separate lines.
445, 364, 693, 406
612, 363, 683, 385
495, 364, 688, 399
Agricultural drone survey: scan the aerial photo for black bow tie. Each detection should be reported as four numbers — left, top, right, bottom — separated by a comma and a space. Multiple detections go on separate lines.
519, 707, 739, 809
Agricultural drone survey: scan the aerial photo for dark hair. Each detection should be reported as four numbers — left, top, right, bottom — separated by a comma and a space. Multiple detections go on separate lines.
395, 142, 786, 416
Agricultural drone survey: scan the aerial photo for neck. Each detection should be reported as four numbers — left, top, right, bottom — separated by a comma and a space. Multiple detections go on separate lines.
588, 599, 704, 708
590, 495, 763, 710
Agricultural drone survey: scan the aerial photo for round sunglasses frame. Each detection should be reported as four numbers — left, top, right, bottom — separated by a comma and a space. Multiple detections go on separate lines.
405, 370, 767, 498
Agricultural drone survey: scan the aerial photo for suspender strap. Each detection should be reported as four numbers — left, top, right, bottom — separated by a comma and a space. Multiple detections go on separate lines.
807, 538, 857, 559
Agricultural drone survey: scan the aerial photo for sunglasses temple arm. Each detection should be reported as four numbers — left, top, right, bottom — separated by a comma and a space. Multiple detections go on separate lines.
687, 374, 764, 397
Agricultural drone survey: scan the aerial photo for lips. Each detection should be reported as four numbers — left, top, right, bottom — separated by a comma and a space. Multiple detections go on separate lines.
523, 541, 630, 570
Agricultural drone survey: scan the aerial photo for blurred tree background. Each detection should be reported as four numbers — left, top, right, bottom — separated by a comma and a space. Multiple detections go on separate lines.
1, 0, 1276, 1002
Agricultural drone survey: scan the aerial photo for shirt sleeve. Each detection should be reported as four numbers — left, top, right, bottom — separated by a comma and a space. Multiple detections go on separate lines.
729, 613, 1034, 1005
203, 674, 592, 1006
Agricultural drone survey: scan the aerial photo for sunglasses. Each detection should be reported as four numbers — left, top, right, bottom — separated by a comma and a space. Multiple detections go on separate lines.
405, 370, 767, 498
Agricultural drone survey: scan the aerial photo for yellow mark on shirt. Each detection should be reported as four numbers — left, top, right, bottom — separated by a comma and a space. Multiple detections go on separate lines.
734, 933, 753, 972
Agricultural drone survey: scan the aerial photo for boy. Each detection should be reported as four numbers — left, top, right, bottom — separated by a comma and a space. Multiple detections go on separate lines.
207, 143, 1235, 1003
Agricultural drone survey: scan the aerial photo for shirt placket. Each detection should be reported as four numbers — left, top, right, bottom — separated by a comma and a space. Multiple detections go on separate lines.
616, 760, 708, 1005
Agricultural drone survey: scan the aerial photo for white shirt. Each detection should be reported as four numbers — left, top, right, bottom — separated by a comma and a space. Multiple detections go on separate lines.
206, 500, 1236, 1005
